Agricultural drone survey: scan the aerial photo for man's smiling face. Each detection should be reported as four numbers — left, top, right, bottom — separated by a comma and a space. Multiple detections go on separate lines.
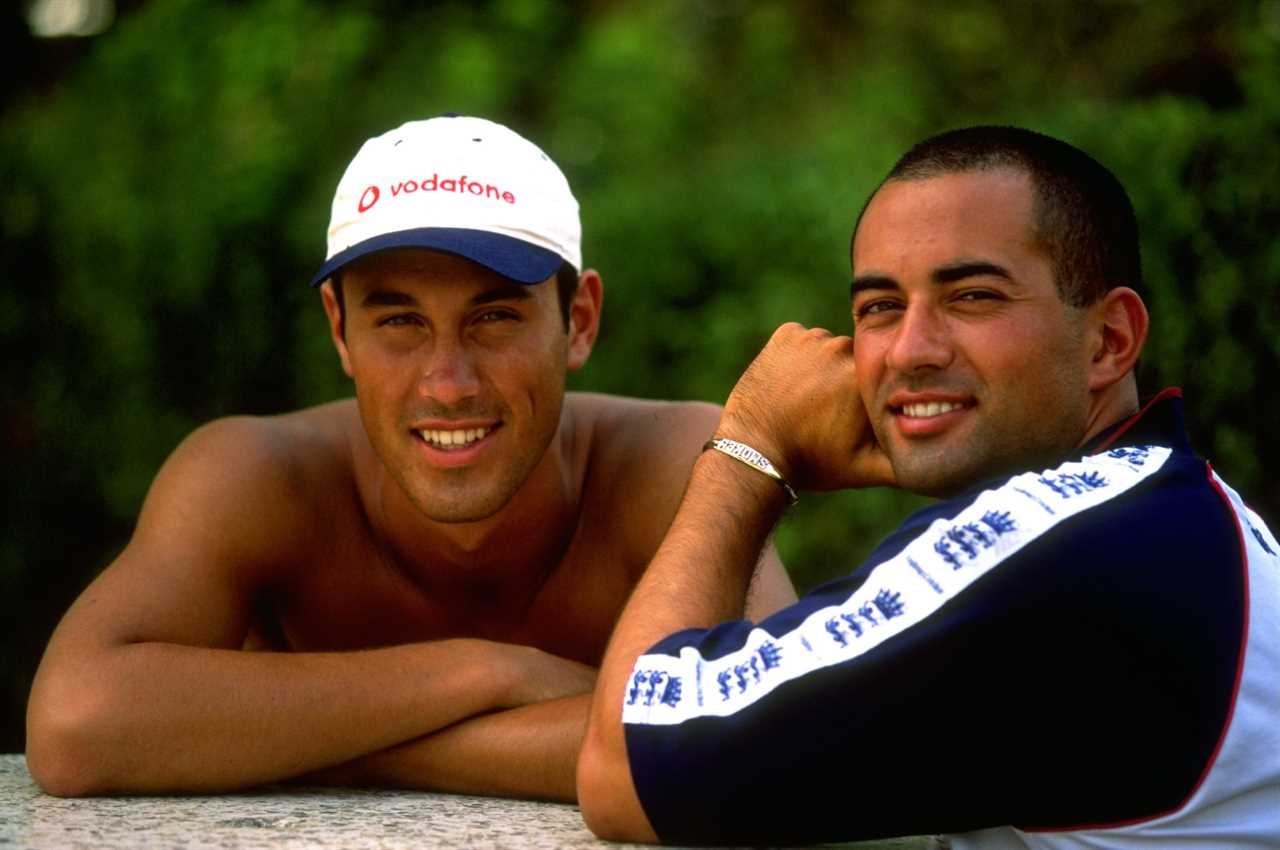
329, 248, 573, 523
850, 168, 1094, 497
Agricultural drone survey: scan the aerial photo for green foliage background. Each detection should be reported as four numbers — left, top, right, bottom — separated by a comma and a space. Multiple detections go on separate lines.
3, 0, 1278, 751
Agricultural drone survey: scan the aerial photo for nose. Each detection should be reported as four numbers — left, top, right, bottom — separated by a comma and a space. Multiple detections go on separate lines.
885, 302, 954, 374
417, 335, 481, 407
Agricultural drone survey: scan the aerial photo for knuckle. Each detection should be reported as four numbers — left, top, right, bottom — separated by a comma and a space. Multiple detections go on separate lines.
775, 321, 806, 339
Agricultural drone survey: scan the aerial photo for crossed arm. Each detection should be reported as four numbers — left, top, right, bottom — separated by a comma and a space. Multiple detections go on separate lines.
24, 418, 597, 798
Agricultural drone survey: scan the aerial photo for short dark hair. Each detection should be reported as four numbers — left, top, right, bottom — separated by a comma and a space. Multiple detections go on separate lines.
330, 259, 580, 335
552, 260, 581, 325
860, 126, 1142, 307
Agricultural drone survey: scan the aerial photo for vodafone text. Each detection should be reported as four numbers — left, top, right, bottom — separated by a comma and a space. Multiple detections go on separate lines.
358, 174, 516, 213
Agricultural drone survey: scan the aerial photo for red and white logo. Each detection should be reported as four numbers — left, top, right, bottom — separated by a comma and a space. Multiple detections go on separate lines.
356, 174, 516, 214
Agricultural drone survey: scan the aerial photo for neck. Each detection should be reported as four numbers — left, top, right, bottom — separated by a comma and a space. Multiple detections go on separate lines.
365, 407, 585, 604
1078, 376, 1141, 449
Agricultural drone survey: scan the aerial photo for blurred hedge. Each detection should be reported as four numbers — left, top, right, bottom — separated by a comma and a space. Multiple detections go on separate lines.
3, 0, 1278, 751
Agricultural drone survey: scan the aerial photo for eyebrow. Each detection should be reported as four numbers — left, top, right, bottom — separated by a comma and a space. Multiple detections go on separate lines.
359, 283, 534, 310
933, 260, 1014, 285
849, 275, 897, 300
849, 260, 1015, 299
360, 289, 415, 309
471, 284, 533, 306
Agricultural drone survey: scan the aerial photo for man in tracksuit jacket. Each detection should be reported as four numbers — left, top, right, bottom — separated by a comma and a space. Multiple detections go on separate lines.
576, 126, 1279, 848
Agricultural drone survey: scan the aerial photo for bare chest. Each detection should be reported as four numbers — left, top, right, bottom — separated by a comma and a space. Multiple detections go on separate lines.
251, 523, 642, 666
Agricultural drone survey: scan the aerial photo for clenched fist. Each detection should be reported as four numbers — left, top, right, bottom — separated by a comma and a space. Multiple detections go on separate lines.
717, 323, 894, 492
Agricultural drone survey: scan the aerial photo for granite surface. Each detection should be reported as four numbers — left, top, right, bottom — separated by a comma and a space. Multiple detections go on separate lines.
0, 754, 932, 850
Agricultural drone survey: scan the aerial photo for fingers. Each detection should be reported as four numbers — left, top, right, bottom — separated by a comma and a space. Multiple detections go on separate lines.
718, 322, 890, 492
723, 324, 848, 422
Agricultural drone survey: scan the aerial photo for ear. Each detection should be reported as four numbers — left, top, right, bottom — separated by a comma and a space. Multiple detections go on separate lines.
320, 281, 355, 378
566, 269, 604, 372
1086, 286, 1148, 393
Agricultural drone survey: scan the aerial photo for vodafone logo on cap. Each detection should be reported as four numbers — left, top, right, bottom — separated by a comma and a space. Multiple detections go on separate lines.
356, 174, 516, 215
358, 186, 380, 213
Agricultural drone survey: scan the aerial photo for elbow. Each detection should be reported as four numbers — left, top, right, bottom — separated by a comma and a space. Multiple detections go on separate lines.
26, 746, 99, 798
576, 742, 627, 840
26, 680, 117, 797
576, 732, 657, 844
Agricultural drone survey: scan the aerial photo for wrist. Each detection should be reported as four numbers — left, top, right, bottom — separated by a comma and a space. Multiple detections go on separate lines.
695, 445, 794, 523
702, 437, 798, 506
439, 638, 522, 709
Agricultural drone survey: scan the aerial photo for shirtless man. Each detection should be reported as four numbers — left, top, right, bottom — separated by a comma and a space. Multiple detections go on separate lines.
25, 115, 795, 801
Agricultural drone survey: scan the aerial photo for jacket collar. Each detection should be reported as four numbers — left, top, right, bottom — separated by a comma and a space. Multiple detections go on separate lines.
1082, 387, 1189, 455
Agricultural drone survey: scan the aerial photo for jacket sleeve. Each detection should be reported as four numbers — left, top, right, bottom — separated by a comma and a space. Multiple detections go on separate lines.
622, 446, 1245, 845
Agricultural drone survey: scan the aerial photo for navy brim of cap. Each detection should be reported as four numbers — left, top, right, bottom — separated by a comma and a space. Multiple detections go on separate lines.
308, 227, 564, 287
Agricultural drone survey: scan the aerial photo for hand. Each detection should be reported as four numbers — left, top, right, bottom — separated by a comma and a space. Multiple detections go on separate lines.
718, 322, 894, 492
500, 645, 598, 708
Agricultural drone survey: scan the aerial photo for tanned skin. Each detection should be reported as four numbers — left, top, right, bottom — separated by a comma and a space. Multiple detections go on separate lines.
26, 249, 797, 801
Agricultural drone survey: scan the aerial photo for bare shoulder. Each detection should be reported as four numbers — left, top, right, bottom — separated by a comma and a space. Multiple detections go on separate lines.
568, 391, 721, 439
155, 401, 357, 515
37, 401, 365, 654
568, 391, 721, 479
567, 393, 721, 559
567, 393, 798, 615
127, 399, 363, 589
186, 400, 358, 474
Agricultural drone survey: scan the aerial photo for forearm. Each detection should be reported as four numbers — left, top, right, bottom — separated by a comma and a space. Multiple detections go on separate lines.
27, 638, 524, 796
579, 450, 788, 841
307, 694, 592, 802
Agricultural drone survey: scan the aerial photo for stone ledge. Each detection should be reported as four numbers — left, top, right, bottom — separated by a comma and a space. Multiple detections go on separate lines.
0, 754, 931, 849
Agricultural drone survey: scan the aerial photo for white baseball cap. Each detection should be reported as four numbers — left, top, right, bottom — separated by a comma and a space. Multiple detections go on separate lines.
309, 115, 581, 287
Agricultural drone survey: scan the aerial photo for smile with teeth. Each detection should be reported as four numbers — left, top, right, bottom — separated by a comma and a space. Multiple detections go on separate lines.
899, 401, 967, 418
416, 426, 493, 449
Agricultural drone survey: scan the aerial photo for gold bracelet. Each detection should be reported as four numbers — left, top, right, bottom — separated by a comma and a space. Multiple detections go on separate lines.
703, 438, 799, 505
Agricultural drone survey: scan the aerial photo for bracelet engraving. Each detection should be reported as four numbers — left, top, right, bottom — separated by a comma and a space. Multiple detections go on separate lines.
703, 438, 799, 505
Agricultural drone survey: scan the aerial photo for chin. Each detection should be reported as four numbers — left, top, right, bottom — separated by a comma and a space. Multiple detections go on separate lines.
889, 455, 987, 499
419, 495, 514, 524
399, 477, 515, 524
900, 475, 969, 500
